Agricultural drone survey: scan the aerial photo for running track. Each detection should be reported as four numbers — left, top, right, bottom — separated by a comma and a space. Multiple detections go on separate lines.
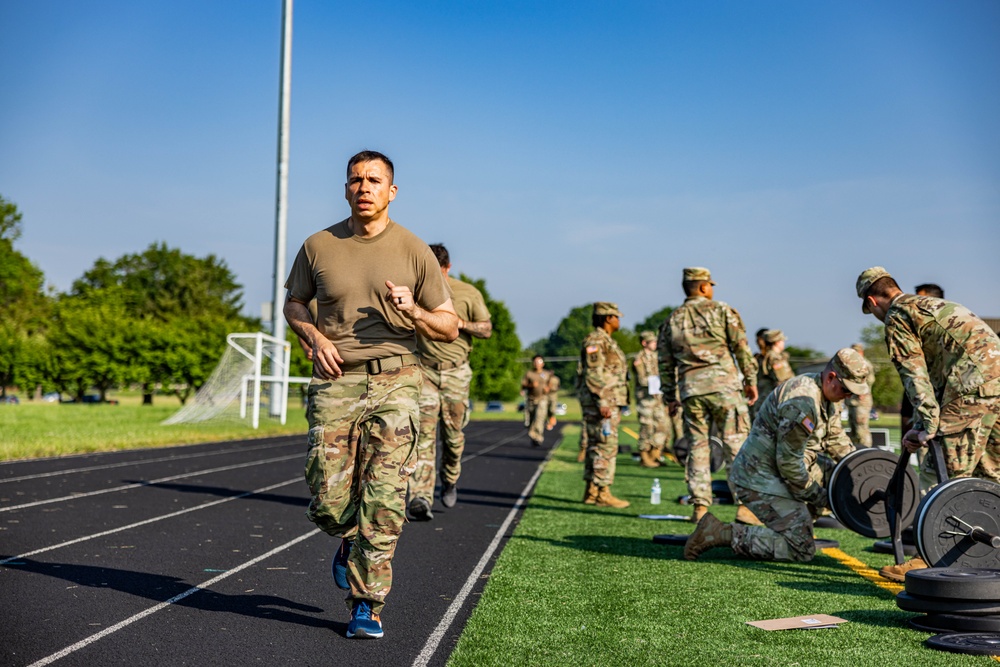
0, 421, 559, 667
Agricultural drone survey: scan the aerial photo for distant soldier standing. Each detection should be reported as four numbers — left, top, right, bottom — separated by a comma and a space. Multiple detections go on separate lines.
408, 244, 492, 520
521, 355, 551, 447
684, 349, 866, 562
845, 343, 876, 448
545, 372, 561, 431
579, 302, 630, 508
857, 267, 1000, 581
756, 329, 794, 411
633, 330, 669, 468
658, 267, 760, 524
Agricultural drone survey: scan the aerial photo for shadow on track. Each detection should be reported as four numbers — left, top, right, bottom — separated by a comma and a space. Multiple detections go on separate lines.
122, 481, 308, 508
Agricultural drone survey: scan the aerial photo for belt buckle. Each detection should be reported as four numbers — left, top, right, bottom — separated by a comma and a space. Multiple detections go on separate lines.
366, 359, 382, 375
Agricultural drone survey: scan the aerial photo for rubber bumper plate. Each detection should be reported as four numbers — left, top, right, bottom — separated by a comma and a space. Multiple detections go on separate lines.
905, 568, 1000, 601
651, 534, 839, 549
896, 591, 1000, 616
872, 540, 917, 556
908, 614, 1000, 633
924, 632, 1000, 656
914, 477, 1000, 568
827, 448, 918, 538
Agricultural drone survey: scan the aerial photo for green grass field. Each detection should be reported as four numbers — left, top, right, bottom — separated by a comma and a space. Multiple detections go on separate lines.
448, 426, 997, 667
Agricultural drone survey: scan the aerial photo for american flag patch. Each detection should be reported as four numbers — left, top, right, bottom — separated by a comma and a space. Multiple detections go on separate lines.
801, 417, 815, 432
586, 345, 599, 354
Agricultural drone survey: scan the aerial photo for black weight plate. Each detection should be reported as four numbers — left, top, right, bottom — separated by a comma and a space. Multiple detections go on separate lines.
908, 614, 1000, 633
827, 448, 918, 539
906, 568, 1000, 601
673, 436, 725, 473
915, 477, 1000, 568
872, 540, 917, 556
711, 479, 734, 498
814, 515, 846, 530
814, 538, 839, 550
652, 534, 690, 546
924, 632, 1000, 656
896, 591, 1000, 616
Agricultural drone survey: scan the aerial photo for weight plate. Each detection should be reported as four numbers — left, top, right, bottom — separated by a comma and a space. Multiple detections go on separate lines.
915, 477, 1000, 568
711, 479, 734, 499
908, 614, 1000, 633
652, 534, 689, 546
905, 568, 1000, 601
872, 540, 917, 556
814, 538, 839, 550
828, 448, 918, 538
924, 632, 1000, 656
813, 516, 846, 530
673, 436, 726, 473
896, 591, 1000, 616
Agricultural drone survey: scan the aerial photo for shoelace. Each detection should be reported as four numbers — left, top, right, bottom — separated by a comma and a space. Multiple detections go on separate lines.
354, 602, 372, 621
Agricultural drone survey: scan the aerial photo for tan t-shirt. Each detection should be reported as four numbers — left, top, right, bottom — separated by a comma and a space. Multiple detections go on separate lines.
284, 218, 450, 366
416, 276, 491, 365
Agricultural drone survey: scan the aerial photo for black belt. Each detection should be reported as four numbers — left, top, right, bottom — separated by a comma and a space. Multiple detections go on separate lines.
341, 354, 419, 375
420, 359, 464, 371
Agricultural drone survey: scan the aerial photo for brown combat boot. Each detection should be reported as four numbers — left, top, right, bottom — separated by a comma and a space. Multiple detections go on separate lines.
639, 450, 660, 468
690, 504, 708, 523
683, 513, 733, 561
576, 448, 586, 463
583, 481, 599, 505
879, 557, 928, 583
651, 447, 663, 464
735, 505, 763, 527
595, 486, 630, 509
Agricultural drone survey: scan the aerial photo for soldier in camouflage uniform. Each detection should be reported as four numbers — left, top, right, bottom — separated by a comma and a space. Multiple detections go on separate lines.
845, 343, 876, 448
658, 267, 760, 524
579, 302, 631, 508
408, 244, 492, 520
633, 330, 669, 468
755, 329, 795, 414
522, 356, 552, 447
684, 349, 866, 562
284, 150, 458, 638
545, 373, 561, 431
857, 267, 1000, 581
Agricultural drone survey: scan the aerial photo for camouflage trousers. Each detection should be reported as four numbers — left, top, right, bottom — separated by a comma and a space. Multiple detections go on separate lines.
635, 395, 669, 453
918, 393, 1000, 492
408, 362, 472, 503
682, 392, 751, 507
731, 486, 817, 562
581, 401, 620, 487
304, 365, 421, 614
847, 393, 873, 448
526, 398, 548, 445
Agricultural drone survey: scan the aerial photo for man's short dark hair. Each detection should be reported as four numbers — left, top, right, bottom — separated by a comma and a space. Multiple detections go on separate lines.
866, 275, 901, 300
915, 283, 944, 298
683, 280, 706, 297
755, 328, 768, 340
532, 354, 544, 362
429, 244, 450, 269
592, 313, 611, 328
347, 150, 394, 183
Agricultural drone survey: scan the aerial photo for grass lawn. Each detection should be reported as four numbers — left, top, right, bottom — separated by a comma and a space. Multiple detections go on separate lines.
448, 425, 996, 667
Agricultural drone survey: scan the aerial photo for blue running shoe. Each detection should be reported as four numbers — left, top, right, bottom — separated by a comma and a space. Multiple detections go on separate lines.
332, 539, 352, 590
346, 600, 383, 639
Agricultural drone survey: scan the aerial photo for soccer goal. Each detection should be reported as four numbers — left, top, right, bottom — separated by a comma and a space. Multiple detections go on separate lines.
163, 332, 310, 428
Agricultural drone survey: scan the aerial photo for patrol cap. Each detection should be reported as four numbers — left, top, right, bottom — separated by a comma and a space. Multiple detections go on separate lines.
593, 302, 622, 317
640, 330, 657, 343
830, 347, 871, 396
683, 267, 715, 284
856, 266, 892, 314
763, 329, 785, 344
851, 343, 864, 353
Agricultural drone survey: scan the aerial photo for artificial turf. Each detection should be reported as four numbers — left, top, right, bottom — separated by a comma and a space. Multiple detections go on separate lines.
448, 426, 997, 666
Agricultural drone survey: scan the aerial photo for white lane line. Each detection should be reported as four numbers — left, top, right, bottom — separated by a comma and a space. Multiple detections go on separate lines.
0, 454, 301, 513
0, 478, 302, 566
24, 528, 322, 667
0, 439, 300, 484
460, 431, 526, 463
412, 437, 556, 667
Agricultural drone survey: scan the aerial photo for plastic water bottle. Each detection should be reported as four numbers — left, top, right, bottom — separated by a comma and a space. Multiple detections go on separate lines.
601, 419, 612, 437
650, 478, 661, 505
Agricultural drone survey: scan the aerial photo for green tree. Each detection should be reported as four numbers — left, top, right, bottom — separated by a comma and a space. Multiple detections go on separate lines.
860, 323, 903, 409
785, 345, 828, 373
633, 305, 676, 335
459, 274, 522, 401
0, 195, 23, 241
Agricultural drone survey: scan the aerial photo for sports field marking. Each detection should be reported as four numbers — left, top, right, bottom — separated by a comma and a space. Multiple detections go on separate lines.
0, 454, 301, 513
0, 477, 301, 566
23, 528, 322, 667
460, 431, 531, 463
412, 436, 555, 667
0, 440, 300, 484
821, 547, 903, 594
621, 426, 639, 440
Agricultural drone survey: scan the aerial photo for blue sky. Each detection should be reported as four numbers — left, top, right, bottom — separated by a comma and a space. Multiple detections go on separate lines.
2, 1, 998, 353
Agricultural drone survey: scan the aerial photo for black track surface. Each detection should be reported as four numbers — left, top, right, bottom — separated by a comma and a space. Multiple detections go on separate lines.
0, 421, 558, 667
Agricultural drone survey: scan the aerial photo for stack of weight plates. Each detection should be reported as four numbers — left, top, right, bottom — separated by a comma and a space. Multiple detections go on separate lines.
895, 568, 1000, 656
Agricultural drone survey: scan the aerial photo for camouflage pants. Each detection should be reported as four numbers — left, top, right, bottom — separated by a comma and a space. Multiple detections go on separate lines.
847, 393, 873, 448
682, 392, 751, 507
918, 393, 1000, 492
304, 366, 421, 614
409, 363, 472, 503
581, 401, 620, 486
526, 398, 547, 444
731, 486, 816, 562
636, 395, 669, 453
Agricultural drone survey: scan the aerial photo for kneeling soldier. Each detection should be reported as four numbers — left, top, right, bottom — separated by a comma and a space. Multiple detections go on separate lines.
684, 348, 867, 561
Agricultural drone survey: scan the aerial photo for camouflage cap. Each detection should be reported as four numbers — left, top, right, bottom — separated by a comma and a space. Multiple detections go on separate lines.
640, 330, 657, 343
831, 347, 871, 396
593, 302, 622, 317
851, 343, 864, 353
763, 329, 785, 344
856, 266, 891, 314
682, 267, 716, 284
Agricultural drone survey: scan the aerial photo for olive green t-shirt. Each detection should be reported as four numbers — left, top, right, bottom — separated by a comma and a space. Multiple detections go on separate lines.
416, 276, 491, 365
284, 218, 450, 366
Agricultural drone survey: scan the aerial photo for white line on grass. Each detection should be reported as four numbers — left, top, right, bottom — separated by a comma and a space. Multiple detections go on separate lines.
0, 439, 300, 484
0, 454, 301, 513
412, 436, 556, 667
0, 477, 301, 566
24, 528, 322, 667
